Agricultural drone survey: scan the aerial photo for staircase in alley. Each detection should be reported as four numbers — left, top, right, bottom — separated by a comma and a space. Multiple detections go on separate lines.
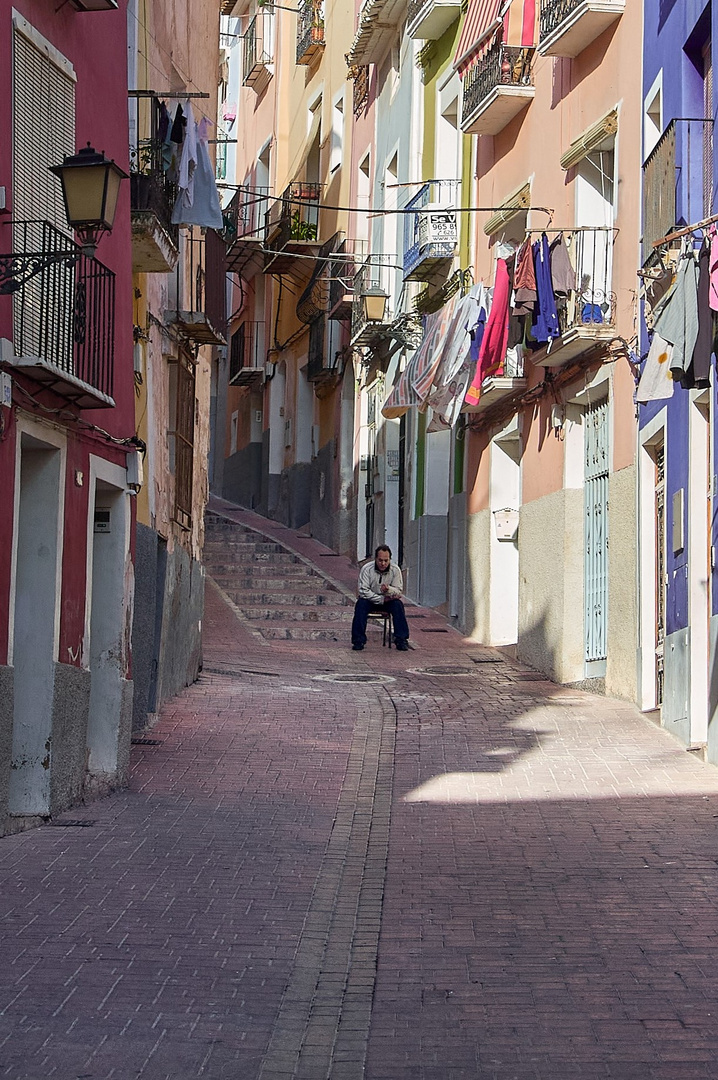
204, 512, 356, 641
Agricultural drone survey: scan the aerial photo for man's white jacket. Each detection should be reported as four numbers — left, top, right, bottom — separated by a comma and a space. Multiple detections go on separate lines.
358, 560, 404, 605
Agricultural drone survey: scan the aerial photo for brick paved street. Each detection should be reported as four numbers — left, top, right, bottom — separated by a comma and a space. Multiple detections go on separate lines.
3, 503, 718, 1079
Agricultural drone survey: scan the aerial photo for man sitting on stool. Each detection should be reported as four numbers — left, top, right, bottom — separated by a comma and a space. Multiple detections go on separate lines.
351, 545, 410, 652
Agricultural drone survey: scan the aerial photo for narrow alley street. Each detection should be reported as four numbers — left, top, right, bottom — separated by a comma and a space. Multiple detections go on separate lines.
3, 504, 718, 1080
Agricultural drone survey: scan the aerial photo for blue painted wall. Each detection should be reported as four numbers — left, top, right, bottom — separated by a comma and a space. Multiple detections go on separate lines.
640, 0, 714, 637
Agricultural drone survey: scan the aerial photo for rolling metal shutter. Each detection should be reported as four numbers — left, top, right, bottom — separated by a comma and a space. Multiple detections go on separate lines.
12, 25, 75, 231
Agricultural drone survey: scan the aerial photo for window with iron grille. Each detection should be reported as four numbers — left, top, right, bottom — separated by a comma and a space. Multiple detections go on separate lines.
173, 352, 195, 529
229, 323, 246, 382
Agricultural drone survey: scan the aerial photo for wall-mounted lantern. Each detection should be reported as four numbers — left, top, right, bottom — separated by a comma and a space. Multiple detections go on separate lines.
50, 144, 128, 256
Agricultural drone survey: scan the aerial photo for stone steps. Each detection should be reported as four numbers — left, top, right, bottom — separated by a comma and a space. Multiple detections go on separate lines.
204, 512, 354, 642
226, 591, 350, 608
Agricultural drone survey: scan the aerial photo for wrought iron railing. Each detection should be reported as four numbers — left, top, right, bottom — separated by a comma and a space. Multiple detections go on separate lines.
175, 226, 226, 341
329, 238, 367, 313
539, 0, 585, 41
296, 0, 324, 63
407, 0, 429, 24
403, 180, 459, 279
350, 65, 370, 117
229, 321, 265, 382
265, 182, 321, 251
462, 40, 535, 123
223, 186, 272, 244
642, 118, 714, 264
552, 227, 616, 335
243, 13, 273, 85
351, 252, 395, 342
5, 219, 115, 401
128, 94, 179, 245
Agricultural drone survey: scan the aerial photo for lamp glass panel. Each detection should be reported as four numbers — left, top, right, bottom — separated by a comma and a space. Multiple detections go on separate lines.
102, 169, 122, 229
364, 293, 387, 322
62, 165, 108, 224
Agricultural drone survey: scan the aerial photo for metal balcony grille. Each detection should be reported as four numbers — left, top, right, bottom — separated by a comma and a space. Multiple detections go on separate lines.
229, 321, 265, 383
169, 226, 226, 345
243, 13, 273, 86
7, 219, 115, 402
403, 180, 459, 280
351, 253, 395, 343
554, 227, 616, 334
265, 182, 321, 251
407, 0, 428, 25
539, 0, 584, 41
224, 186, 272, 243
350, 65, 370, 117
296, 0, 325, 64
642, 118, 714, 264
128, 94, 179, 245
462, 39, 535, 122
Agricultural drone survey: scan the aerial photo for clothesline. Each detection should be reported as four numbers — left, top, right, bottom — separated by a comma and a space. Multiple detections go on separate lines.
652, 212, 718, 249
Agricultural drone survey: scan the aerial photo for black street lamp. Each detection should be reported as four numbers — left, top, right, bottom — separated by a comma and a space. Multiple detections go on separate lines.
50, 144, 128, 256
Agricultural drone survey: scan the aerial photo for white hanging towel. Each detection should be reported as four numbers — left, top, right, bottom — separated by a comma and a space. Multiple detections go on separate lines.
635, 332, 675, 404
172, 111, 223, 229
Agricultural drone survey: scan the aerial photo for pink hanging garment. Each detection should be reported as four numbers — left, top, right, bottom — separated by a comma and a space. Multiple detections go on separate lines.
709, 226, 718, 311
464, 259, 510, 407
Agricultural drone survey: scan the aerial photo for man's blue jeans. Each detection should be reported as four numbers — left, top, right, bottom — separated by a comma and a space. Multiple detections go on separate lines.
351, 597, 410, 646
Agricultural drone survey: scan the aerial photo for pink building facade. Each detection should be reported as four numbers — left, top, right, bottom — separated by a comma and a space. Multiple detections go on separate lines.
0, 1, 136, 831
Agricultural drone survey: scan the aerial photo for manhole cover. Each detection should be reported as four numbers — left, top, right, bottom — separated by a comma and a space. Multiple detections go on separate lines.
409, 666, 475, 677
131, 738, 163, 746
312, 673, 395, 684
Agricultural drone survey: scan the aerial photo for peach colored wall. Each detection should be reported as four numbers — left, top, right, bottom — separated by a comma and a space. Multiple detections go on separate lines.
467, 2, 642, 508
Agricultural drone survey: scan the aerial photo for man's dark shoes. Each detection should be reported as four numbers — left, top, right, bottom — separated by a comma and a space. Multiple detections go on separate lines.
395, 640, 409, 651
352, 643, 364, 651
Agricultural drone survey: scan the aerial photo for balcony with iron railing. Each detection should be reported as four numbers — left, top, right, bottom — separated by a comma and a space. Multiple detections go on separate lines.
296, 0, 325, 65
224, 186, 272, 279
531, 227, 617, 367
403, 181, 459, 282
460, 38, 535, 136
166, 226, 227, 346
538, 0, 625, 58
129, 93, 180, 273
0, 219, 116, 408
243, 12, 273, 87
349, 64, 370, 118
350, 253, 396, 346
407, 0, 461, 40
263, 182, 322, 275
642, 118, 714, 265
229, 320, 266, 386
462, 347, 526, 415
329, 238, 367, 320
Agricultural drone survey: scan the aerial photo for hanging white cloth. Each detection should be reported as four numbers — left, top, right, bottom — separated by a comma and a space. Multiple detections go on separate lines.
172, 108, 224, 230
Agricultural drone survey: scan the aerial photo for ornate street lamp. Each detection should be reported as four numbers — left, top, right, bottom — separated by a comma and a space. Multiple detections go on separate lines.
362, 285, 388, 323
50, 144, 128, 256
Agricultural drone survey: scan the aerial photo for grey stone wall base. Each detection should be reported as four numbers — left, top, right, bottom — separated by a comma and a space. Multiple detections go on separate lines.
116, 679, 133, 785
131, 524, 158, 731
223, 443, 262, 509
0, 666, 13, 834
132, 524, 204, 733
2, 814, 47, 837
50, 663, 91, 818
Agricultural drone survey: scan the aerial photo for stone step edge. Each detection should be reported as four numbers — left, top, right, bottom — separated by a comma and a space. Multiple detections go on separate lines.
206, 508, 357, 602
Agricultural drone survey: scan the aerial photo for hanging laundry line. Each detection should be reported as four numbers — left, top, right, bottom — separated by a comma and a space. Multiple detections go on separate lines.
652, 211, 718, 250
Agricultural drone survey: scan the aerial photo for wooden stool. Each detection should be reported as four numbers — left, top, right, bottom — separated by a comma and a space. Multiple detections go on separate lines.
367, 608, 393, 647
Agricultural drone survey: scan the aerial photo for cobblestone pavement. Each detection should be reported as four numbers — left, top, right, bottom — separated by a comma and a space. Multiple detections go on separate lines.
3, 504, 718, 1079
